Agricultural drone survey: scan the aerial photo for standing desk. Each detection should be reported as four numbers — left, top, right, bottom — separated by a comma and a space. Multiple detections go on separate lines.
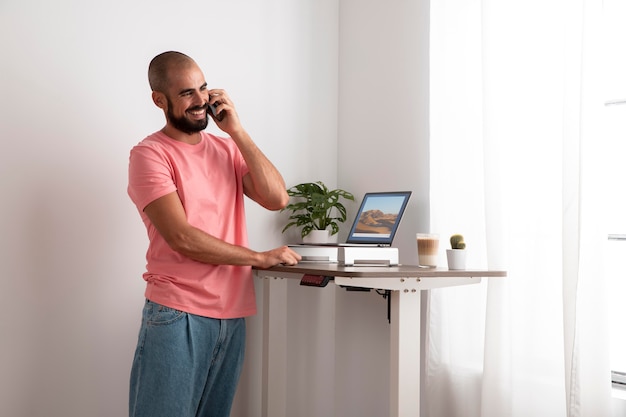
255, 264, 506, 417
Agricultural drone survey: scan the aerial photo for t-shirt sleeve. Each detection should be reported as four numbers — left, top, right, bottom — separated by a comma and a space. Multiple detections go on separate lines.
238, 150, 249, 179
127, 145, 177, 212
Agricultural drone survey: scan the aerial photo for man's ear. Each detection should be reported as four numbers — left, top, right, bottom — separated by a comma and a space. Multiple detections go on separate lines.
152, 91, 166, 109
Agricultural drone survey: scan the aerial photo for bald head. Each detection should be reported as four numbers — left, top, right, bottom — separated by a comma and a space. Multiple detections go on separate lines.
148, 51, 197, 93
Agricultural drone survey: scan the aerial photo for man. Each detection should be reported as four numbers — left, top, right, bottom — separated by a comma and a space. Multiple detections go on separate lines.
127, 51, 301, 417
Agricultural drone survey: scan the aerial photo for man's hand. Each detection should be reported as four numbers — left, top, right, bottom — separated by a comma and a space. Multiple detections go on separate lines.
256, 246, 302, 269
207, 89, 242, 135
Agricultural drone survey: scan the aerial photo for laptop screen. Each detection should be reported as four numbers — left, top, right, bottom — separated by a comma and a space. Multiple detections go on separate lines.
345, 191, 412, 245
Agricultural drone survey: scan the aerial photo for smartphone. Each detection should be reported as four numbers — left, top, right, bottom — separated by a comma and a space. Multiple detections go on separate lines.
208, 98, 224, 121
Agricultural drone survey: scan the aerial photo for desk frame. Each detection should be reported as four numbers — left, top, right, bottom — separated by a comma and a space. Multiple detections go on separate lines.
255, 264, 506, 417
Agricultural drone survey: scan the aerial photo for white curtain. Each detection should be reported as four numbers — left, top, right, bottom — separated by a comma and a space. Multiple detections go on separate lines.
427, 1, 612, 416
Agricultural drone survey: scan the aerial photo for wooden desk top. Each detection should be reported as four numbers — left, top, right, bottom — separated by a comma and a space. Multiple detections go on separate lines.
256, 263, 507, 278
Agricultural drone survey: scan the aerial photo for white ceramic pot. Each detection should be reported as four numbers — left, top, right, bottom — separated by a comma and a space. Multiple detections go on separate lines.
302, 229, 330, 244
446, 249, 467, 270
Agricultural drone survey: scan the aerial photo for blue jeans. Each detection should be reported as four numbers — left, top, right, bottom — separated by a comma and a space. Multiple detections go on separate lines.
129, 300, 246, 417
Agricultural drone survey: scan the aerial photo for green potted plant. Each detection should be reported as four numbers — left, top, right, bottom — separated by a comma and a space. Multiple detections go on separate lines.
281, 181, 355, 243
446, 233, 467, 270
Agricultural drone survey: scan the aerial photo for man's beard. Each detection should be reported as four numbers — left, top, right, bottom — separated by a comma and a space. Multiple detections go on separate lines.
166, 98, 209, 134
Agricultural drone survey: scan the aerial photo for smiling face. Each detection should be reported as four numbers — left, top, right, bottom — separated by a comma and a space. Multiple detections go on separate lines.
156, 61, 211, 135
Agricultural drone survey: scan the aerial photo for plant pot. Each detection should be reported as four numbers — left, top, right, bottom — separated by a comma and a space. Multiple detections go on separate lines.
446, 249, 467, 270
302, 229, 330, 244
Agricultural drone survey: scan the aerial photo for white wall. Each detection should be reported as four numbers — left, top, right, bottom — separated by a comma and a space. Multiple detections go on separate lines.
334, 1, 430, 416
338, 0, 430, 263
0, 0, 428, 416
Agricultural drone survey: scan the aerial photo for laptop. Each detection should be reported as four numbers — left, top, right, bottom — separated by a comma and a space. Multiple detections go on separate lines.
302, 191, 412, 247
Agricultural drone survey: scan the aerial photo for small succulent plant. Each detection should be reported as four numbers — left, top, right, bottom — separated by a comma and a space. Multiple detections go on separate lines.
450, 234, 466, 250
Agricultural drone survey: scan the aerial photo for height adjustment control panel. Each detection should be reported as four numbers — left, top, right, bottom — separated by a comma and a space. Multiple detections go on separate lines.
300, 274, 333, 287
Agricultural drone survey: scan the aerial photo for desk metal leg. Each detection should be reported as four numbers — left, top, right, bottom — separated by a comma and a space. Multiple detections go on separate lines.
261, 277, 287, 417
389, 289, 421, 417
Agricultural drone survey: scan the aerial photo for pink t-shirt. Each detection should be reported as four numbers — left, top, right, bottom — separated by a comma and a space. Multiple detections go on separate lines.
127, 131, 256, 319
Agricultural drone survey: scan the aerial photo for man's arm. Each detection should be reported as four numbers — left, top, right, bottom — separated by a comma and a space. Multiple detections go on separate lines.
209, 90, 289, 210
144, 192, 300, 268
235, 129, 289, 210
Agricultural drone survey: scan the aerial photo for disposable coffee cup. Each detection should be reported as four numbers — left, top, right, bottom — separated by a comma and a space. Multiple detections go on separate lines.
416, 233, 439, 268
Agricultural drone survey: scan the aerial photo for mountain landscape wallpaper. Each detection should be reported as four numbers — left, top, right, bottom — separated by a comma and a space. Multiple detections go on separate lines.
354, 209, 398, 234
